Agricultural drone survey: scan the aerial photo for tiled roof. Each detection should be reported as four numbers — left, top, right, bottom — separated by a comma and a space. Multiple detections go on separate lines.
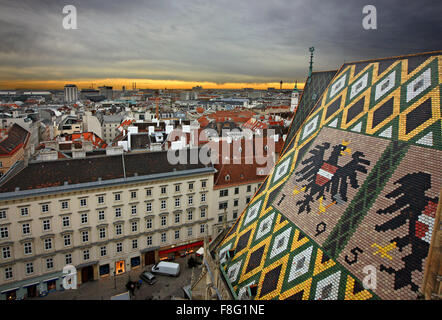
0, 149, 212, 193
283, 70, 337, 154
217, 51, 442, 300
67, 132, 107, 149
214, 161, 266, 188
0, 124, 30, 156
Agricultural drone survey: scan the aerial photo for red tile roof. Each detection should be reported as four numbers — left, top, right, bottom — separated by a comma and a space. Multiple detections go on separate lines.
0, 124, 30, 156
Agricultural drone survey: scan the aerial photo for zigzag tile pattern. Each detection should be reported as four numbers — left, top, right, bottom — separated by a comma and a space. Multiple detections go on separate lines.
218, 51, 442, 300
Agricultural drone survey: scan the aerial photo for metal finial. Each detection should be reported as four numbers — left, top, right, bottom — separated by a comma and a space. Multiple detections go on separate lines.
308, 47, 315, 79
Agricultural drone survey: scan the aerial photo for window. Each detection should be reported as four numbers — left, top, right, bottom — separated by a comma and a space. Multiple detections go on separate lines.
218, 215, 224, 223
41, 219, 51, 232
99, 228, 106, 239
131, 205, 137, 215
146, 219, 152, 229
187, 227, 193, 237
131, 221, 138, 232
233, 211, 238, 219
98, 210, 105, 221
161, 216, 167, 226
82, 231, 89, 243
147, 236, 152, 246
80, 198, 87, 207
175, 185, 180, 192
62, 216, 70, 227
44, 238, 52, 250
161, 186, 167, 194
175, 198, 180, 207
41, 204, 49, 213
81, 213, 88, 224
174, 230, 180, 240
200, 208, 206, 218
116, 242, 123, 253
200, 224, 206, 234
46, 258, 54, 269
97, 195, 104, 204
234, 187, 239, 195
22, 223, 30, 235
0, 210, 6, 220
131, 191, 137, 199
201, 180, 207, 188
132, 239, 138, 249
219, 202, 228, 210
201, 193, 206, 202
2, 246, 11, 259
21, 207, 29, 216
220, 189, 228, 197
188, 183, 194, 191
246, 197, 251, 204
115, 225, 122, 235
24, 242, 32, 255
188, 195, 193, 205
25, 262, 34, 275
114, 193, 121, 201
83, 250, 90, 261
161, 232, 166, 243
160, 200, 167, 210
64, 234, 71, 246
0, 226, 8, 238
146, 202, 152, 212
115, 207, 122, 218
5, 267, 13, 280
234, 199, 239, 207
187, 210, 193, 221
247, 185, 252, 192
100, 246, 107, 257
175, 213, 180, 224
65, 254, 72, 265
146, 189, 152, 197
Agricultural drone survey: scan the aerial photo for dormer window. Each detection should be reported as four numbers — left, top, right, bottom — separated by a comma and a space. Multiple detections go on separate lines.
225, 174, 230, 181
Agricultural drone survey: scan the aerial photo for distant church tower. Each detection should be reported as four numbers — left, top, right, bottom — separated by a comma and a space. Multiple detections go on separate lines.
290, 81, 300, 112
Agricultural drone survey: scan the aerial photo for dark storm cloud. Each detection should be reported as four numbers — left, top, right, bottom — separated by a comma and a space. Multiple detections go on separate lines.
0, 0, 440, 83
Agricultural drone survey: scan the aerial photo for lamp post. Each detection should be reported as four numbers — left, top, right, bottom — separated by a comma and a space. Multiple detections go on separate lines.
113, 270, 116, 289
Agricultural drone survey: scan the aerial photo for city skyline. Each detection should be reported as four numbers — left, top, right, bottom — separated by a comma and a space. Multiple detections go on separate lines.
0, 79, 304, 91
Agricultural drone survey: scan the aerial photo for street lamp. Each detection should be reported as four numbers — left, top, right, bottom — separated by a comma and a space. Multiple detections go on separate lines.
113, 270, 116, 289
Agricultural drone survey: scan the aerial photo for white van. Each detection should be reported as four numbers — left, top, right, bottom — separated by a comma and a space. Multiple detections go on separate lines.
151, 261, 180, 277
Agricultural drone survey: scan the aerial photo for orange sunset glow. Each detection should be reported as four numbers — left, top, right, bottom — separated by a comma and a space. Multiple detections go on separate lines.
0, 79, 305, 91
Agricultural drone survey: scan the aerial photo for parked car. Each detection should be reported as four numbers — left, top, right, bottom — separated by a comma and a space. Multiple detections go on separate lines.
151, 261, 180, 277
139, 271, 157, 285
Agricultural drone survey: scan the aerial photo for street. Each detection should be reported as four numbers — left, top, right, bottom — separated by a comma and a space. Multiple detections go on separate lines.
33, 256, 198, 300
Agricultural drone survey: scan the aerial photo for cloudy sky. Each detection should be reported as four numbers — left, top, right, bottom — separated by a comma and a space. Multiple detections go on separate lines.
0, 0, 440, 89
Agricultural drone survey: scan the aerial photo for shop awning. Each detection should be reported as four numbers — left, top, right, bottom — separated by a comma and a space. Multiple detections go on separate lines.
1, 287, 19, 294
22, 282, 40, 288
159, 240, 204, 255
76, 261, 98, 269
43, 277, 59, 283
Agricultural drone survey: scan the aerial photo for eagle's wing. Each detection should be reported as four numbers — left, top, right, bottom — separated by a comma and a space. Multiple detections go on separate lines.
329, 151, 370, 203
295, 142, 330, 183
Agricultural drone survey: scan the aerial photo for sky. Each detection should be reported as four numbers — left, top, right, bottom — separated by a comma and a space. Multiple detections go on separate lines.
0, 0, 440, 90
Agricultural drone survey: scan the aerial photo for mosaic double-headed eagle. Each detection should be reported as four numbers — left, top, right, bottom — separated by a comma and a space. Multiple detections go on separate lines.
293, 141, 370, 214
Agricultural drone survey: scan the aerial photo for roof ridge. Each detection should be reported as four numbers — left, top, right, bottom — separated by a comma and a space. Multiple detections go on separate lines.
342, 50, 442, 66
